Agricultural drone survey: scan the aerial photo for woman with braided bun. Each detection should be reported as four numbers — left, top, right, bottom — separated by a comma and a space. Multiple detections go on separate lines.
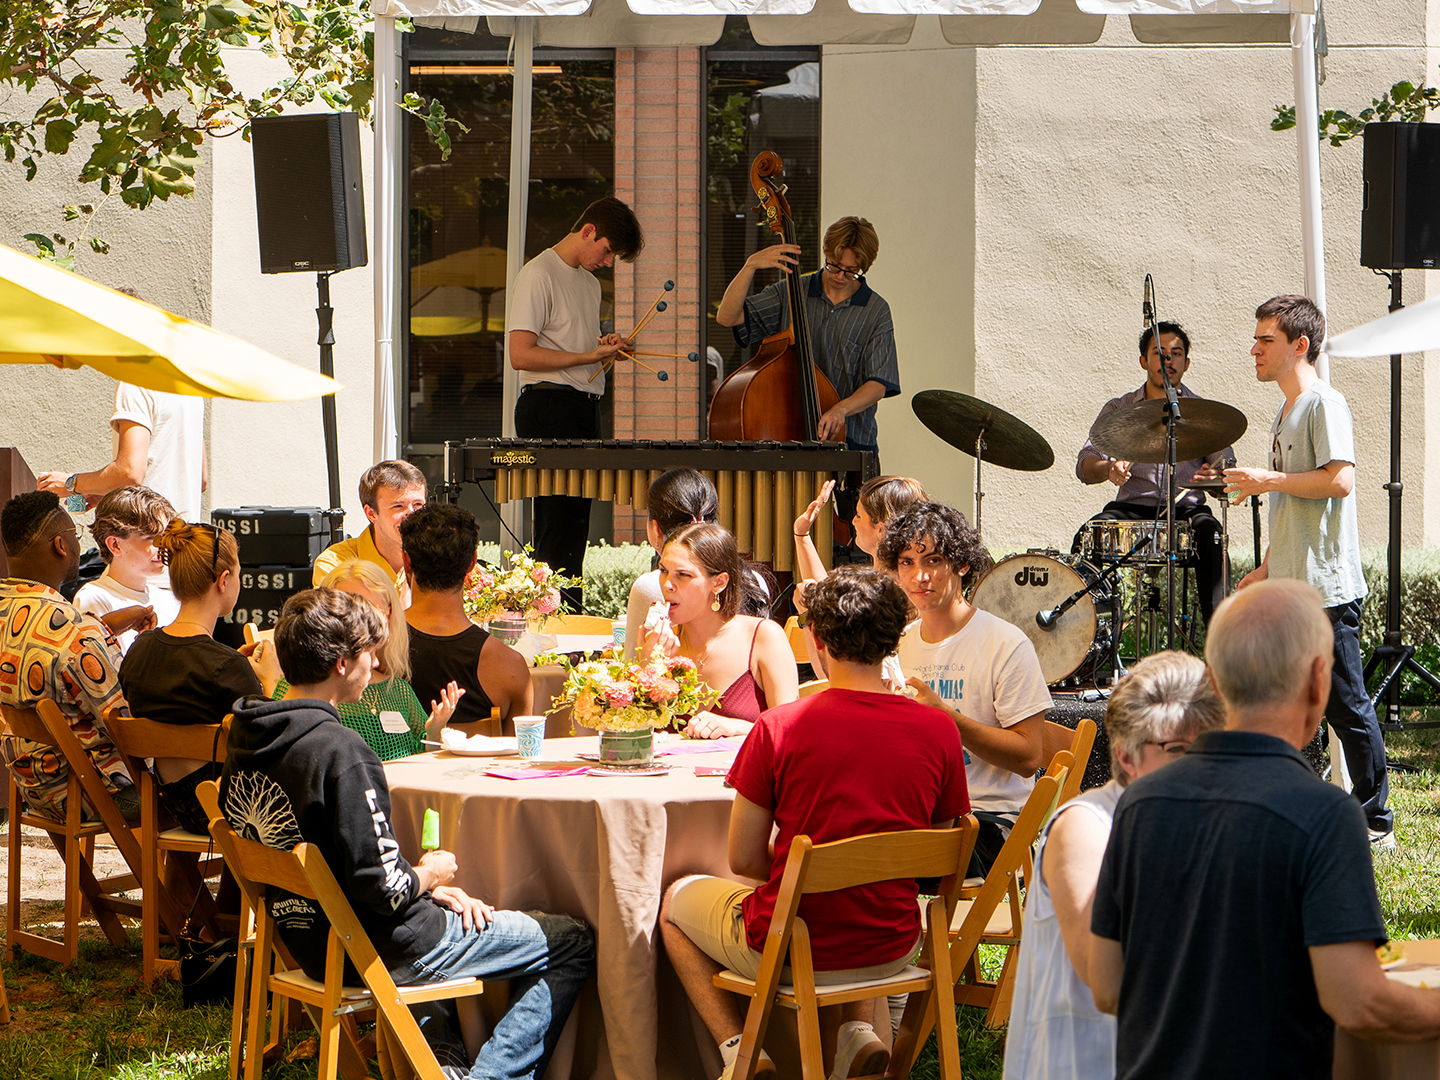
119, 518, 278, 833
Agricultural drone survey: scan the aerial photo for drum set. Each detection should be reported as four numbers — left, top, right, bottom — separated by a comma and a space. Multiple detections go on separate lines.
912, 386, 1249, 690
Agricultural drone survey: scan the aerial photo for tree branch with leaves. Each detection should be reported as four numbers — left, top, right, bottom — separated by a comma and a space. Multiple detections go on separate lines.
0, 0, 462, 266
1273, 78, 1440, 146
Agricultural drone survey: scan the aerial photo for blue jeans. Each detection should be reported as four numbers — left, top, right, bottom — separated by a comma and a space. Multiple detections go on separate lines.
1326, 599, 1393, 833
402, 908, 595, 1080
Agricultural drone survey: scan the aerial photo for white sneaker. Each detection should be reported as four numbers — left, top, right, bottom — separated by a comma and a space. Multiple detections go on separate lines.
831, 1021, 889, 1080
1370, 828, 1398, 850
718, 1048, 776, 1080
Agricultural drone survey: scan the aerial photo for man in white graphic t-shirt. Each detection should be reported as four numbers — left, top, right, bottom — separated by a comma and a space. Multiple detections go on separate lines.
880, 501, 1052, 876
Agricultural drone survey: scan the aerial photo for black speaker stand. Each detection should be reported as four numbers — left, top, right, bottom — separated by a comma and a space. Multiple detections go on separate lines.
1362, 269, 1440, 736
316, 271, 345, 548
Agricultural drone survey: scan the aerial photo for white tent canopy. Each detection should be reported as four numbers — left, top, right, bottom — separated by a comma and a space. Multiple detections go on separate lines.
370, 0, 1324, 458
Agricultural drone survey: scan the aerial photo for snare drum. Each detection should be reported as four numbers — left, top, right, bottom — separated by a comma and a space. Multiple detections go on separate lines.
971, 551, 1112, 686
1079, 519, 1193, 564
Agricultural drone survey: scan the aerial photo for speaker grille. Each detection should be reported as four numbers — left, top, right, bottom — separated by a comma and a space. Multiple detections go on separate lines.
252, 113, 367, 274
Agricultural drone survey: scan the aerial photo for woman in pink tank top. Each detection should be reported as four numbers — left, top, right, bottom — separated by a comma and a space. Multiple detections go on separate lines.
639, 523, 798, 739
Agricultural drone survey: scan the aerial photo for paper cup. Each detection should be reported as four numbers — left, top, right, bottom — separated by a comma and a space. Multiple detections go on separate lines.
514, 716, 546, 761
611, 620, 626, 649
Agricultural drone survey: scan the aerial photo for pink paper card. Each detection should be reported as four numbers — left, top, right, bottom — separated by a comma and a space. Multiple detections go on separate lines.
485, 765, 591, 780
656, 736, 746, 757
692, 765, 732, 777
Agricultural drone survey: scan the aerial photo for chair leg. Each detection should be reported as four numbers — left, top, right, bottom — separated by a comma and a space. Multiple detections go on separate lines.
985, 943, 1020, 1029
789, 923, 827, 1080
926, 901, 963, 1080
245, 918, 276, 1080
0, 957, 10, 1025
316, 931, 346, 1080
5, 781, 19, 964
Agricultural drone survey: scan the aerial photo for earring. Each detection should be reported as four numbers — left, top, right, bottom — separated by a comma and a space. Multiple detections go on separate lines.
710, 595, 722, 612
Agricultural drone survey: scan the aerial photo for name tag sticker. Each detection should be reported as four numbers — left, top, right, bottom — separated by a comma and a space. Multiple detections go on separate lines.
379, 711, 410, 734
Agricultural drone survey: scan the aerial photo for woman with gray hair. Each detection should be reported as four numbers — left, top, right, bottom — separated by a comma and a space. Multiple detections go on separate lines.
1002, 651, 1225, 1080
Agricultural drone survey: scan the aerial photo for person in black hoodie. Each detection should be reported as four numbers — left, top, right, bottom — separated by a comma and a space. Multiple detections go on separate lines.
221, 587, 594, 1080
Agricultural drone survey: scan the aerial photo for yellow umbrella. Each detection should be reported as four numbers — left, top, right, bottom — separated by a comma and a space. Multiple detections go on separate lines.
0, 242, 342, 400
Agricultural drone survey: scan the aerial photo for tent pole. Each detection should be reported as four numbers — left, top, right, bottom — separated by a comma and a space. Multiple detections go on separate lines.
1292, 11, 1328, 381
373, 15, 402, 463
500, 16, 535, 545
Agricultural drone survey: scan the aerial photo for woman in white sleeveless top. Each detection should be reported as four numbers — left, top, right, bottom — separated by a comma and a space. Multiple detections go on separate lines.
1004, 652, 1226, 1080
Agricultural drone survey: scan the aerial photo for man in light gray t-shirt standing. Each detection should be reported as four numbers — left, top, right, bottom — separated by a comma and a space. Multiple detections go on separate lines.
508, 197, 644, 609
1224, 294, 1392, 846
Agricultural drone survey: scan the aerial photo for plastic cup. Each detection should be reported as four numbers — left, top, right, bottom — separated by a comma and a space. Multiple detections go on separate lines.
514, 716, 546, 762
611, 620, 626, 650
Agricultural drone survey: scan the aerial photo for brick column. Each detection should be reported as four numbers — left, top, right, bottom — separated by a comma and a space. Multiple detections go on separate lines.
611, 47, 703, 543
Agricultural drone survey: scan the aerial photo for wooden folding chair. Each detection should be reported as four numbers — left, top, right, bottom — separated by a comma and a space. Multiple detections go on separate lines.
1043, 718, 1096, 804
542, 613, 615, 635
2, 702, 142, 965
797, 678, 829, 698
714, 817, 979, 1080
941, 767, 1069, 1033
104, 712, 230, 983
0, 957, 9, 1024
199, 781, 484, 1080
783, 616, 810, 665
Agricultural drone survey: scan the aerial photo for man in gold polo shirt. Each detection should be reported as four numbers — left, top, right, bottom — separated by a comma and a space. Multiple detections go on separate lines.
312, 461, 428, 598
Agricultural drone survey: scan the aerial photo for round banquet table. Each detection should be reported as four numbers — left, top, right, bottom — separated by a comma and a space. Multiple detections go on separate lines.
384, 735, 746, 1080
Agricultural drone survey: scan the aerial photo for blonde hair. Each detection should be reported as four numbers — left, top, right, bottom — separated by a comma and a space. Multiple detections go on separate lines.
1105, 651, 1225, 785
155, 519, 238, 601
91, 486, 175, 564
319, 559, 410, 683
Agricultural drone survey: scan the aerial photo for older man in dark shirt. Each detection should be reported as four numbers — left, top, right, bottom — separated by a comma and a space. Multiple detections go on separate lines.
1090, 580, 1440, 1080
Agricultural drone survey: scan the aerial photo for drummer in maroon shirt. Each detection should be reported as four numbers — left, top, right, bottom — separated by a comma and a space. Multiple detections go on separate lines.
659, 567, 969, 1080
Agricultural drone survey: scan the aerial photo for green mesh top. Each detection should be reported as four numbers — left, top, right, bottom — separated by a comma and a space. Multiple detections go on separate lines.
271, 676, 430, 761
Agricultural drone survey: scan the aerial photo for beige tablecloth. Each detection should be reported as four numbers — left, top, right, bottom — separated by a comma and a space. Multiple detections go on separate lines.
384, 737, 742, 1080
1334, 939, 1440, 1079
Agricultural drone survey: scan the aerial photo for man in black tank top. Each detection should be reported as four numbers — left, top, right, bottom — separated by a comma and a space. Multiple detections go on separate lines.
400, 504, 532, 729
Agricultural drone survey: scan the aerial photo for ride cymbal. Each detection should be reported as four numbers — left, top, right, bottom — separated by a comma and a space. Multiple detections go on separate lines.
912, 390, 1054, 472
1089, 398, 1247, 465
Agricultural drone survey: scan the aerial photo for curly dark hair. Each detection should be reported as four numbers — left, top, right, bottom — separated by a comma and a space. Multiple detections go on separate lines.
274, 587, 388, 687
876, 502, 993, 592
399, 503, 479, 593
802, 568, 910, 665
1, 491, 62, 557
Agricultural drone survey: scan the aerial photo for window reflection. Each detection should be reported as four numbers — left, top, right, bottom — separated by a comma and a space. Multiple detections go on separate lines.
406, 27, 615, 447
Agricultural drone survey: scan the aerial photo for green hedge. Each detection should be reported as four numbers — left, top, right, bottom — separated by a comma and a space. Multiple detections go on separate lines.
581, 542, 655, 619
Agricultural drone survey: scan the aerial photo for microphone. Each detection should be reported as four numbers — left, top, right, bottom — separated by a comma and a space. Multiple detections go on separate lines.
1142, 273, 1154, 327
1037, 605, 1062, 630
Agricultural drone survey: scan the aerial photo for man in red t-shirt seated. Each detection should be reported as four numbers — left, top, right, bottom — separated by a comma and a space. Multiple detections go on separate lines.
660, 567, 970, 1080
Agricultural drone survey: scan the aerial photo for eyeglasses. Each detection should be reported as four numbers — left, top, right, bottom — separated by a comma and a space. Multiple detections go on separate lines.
1145, 740, 1191, 759
823, 262, 865, 281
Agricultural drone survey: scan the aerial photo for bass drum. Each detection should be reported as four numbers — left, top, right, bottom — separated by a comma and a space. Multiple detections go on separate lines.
972, 551, 1111, 687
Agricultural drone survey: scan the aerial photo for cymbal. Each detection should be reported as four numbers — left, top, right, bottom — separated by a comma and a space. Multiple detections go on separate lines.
912, 390, 1054, 472
1089, 398, 1247, 465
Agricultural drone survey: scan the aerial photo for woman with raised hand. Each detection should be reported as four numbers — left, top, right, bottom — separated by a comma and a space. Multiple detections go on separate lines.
641, 522, 797, 739
279, 559, 463, 761
119, 519, 276, 833
792, 474, 929, 585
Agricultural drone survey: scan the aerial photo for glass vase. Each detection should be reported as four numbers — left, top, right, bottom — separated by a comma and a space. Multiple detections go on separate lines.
487, 616, 527, 646
597, 728, 654, 769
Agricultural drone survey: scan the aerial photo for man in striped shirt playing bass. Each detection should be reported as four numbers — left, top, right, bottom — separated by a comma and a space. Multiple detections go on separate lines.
716, 216, 900, 539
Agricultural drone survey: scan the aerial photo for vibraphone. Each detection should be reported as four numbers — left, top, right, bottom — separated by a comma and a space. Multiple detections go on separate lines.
443, 439, 877, 571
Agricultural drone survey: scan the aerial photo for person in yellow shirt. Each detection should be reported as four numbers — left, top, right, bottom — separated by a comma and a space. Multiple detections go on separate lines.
312, 461, 427, 600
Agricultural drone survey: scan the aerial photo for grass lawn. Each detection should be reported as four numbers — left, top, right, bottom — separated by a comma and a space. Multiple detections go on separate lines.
3, 729, 1439, 1079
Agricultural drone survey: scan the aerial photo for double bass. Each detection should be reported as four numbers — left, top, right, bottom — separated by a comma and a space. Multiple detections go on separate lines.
707, 151, 843, 443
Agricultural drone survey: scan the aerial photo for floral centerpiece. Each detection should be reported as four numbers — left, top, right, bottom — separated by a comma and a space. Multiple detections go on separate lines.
463, 546, 581, 642
550, 653, 719, 768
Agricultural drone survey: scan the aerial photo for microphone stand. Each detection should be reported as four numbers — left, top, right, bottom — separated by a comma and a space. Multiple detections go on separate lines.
1037, 537, 1153, 631
1144, 276, 1179, 650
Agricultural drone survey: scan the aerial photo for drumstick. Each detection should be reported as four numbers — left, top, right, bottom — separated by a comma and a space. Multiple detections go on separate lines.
618, 350, 662, 375
626, 281, 674, 339
628, 351, 701, 361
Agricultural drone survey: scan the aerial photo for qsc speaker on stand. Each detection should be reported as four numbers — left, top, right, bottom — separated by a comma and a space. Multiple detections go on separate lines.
1358, 122, 1440, 737
251, 112, 368, 549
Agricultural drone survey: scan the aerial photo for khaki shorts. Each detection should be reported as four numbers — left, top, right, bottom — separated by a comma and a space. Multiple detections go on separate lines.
667, 875, 919, 983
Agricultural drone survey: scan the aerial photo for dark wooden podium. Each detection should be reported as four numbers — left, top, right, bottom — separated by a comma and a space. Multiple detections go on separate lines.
0, 449, 37, 578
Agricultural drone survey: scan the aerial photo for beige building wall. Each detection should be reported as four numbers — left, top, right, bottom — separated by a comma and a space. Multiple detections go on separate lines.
824, 1, 1432, 562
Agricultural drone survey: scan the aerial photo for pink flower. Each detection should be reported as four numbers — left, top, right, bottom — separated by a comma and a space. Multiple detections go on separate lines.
533, 589, 560, 615
603, 681, 635, 707
531, 564, 551, 584
636, 667, 680, 703
666, 654, 697, 674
